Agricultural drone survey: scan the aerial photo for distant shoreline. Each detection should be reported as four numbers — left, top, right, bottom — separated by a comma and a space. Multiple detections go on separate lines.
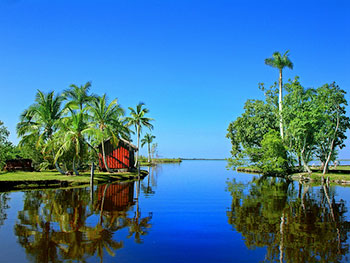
180, 158, 226, 161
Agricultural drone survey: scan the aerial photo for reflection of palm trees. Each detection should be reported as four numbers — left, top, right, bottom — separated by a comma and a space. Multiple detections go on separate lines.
127, 179, 152, 243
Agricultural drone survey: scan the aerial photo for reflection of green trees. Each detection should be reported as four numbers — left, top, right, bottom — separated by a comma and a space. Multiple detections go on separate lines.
14, 182, 152, 262
227, 177, 350, 262
0, 193, 10, 227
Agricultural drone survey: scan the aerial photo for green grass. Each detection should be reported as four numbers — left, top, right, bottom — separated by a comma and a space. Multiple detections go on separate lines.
0, 170, 147, 191
139, 158, 182, 166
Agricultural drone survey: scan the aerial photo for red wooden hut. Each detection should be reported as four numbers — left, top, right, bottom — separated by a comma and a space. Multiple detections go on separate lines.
98, 138, 137, 172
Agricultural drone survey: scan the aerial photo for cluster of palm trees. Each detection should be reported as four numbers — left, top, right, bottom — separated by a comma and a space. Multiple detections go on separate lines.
17, 82, 154, 174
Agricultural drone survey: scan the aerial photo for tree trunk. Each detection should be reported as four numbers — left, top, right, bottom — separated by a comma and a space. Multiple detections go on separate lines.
323, 109, 340, 175
135, 124, 140, 167
279, 211, 285, 263
73, 157, 79, 175
101, 139, 113, 173
279, 69, 284, 139
301, 148, 311, 173
52, 152, 66, 175
90, 162, 95, 202
148, 142, 151, 163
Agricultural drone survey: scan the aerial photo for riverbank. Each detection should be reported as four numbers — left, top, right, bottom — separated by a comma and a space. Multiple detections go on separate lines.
0, 170, 148, 191
140, 158, 182, 166
236, 166, 350, 185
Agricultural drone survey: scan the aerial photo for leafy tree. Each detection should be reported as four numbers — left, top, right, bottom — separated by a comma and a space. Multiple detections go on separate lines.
226, 99, 278, 169
0, 121, 17, 170
141, 133, 156, 163
283, 78, 318, 173
265, 51, 294, 139
258, 130, 289, 175
126, 103, 154, 167
313, 83, 350, 174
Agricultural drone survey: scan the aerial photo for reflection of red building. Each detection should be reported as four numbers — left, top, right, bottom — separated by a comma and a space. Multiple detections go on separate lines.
97, 182, 135, 212
98, 138, 137, 172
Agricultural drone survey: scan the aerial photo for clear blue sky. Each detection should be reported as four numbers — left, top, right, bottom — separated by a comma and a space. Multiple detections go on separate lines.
0, 0, 349, 158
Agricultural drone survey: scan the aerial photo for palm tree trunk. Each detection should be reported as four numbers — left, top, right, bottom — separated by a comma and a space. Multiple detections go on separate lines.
73, 157, 79, 175
135, 124, 140, 167
101, 139, 112, 173
279, 69, 284, 139
148, 142, 151, 163
52, 152, 66, 175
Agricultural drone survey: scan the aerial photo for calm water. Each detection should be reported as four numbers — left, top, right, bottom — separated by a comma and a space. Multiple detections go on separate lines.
0, 160, 350, 262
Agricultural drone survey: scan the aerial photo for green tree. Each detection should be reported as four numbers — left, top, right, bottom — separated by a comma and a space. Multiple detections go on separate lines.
283, 78, 318, 173
0, 121, 17, 170
62, 81, 96, 112
87, 94, 126, 173
53, 111, 90, 175
226, 99, 278, 169
258, 130, 289, 175
314, 83, 350, 174
265, 51, 294, 139
126, 103, 154, 167
141, 133, 156, 163
16, 90, 66, 174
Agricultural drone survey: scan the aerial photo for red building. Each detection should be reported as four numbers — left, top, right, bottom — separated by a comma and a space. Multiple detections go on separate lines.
98, 138, 137, 172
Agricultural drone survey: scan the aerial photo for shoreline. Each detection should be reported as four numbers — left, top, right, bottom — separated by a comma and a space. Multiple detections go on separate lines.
0, 170, 148, 192
236, 166, 350, 186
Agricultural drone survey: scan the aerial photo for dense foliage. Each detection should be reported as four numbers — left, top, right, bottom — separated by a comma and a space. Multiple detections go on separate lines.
227, 53, 350, 175
0, 121, 18, 169
14, 82, 154, 173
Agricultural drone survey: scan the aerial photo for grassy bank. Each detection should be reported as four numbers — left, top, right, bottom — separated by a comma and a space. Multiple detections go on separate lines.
0, 170, 147, 191
236, 165, 350, 185
140, 158, 182, 166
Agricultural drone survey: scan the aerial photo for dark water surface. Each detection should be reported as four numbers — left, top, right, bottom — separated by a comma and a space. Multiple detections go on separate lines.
1, 160, 350, 262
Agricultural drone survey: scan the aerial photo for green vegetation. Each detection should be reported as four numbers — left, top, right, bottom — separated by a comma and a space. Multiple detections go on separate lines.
0, 121, 19, 170
226, 177, 350, 262
126, 103, 154, 167
141, 133, 156, 163
0, 170, 147, 191
0, 82, 155, 177
139, 156, 182, 166
227, 51, 350, 176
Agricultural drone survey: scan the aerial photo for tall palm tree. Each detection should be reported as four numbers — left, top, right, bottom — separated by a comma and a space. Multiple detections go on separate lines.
126, 103, 154, 167
87, 94, 126, 173
62, 81, 96, 112
141, 133, 156, 163
265, 51, 293, 139
53, 110, 90, 175
17, 90, 66, 174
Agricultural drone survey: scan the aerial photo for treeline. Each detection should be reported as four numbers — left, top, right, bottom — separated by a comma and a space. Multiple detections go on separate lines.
227, 51, 350, 175
1, 82, 154, 173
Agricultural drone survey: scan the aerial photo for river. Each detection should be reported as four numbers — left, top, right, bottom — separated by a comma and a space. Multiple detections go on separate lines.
0, 160, 349, 262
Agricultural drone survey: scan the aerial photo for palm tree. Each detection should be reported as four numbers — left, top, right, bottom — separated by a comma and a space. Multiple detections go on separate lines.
126, 103, 154, 167
63, 81, 97, 112
141, 133, 156, 163
265, 51, 293, 139
54, 110, 90, 175
17, 90, 66, 174
87, 94, 126, 173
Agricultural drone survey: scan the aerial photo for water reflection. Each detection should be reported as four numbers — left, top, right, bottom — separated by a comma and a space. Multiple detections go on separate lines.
14, 178, 153, 262
0, 193, 10, 228
226, 177, 350, 262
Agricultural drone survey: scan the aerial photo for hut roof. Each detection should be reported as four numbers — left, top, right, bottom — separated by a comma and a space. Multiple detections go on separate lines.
100, 137, 138, 150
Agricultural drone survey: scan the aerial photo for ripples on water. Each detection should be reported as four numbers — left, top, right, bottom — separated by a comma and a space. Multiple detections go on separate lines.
0, 161, 349, 262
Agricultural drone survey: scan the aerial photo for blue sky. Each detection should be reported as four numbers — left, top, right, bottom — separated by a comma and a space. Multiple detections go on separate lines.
0, 0, 349, 158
